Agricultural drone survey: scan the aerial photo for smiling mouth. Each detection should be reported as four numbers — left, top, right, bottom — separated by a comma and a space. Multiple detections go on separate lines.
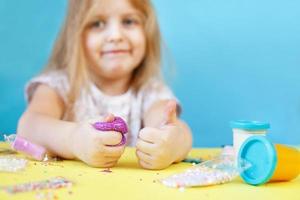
101, 50, 130, 56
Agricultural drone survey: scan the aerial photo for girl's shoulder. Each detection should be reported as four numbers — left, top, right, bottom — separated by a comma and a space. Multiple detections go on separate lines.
25, 69, 69, 103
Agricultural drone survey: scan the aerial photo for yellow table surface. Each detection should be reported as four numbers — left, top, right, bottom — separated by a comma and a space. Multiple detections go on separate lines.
0, 143, 299, 200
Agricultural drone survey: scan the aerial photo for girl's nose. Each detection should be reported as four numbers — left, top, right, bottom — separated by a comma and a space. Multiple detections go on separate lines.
106, 22, 124, 43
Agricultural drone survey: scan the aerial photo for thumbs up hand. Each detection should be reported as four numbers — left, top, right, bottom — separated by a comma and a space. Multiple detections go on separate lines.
136, 100, 185, 169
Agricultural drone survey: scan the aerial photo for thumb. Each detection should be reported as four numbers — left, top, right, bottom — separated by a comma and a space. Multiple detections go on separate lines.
103, 113, 115, 122
163, 100, 177, 125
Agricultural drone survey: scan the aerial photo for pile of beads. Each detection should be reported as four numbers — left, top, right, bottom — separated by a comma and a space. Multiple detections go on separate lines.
161, 155, 250, 188
0, 156, 28, 172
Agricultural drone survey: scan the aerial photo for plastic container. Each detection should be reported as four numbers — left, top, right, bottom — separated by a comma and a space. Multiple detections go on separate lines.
12, 136, 47, 161
238, 136, 300, 185
230, 120, 270, 158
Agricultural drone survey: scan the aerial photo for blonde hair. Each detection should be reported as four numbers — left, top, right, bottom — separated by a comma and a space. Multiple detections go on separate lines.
45, 0, 162, 119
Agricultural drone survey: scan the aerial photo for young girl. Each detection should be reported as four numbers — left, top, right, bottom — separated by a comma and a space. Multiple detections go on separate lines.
17, 0, 192, 169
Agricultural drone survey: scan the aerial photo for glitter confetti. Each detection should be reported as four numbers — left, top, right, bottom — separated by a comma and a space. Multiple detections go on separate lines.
1, 177, 73, 194
40, 161, 64, 168
0, 156, 28, 172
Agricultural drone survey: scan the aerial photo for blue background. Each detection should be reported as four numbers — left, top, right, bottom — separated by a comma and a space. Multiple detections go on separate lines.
0, 0, 300, 146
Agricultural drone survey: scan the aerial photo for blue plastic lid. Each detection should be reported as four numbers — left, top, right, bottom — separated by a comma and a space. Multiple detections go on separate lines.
230, 120, 270, 130
238, 136, 277, 185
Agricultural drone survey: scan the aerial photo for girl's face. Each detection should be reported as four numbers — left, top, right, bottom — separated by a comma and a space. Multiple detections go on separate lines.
84, 0, 146, 81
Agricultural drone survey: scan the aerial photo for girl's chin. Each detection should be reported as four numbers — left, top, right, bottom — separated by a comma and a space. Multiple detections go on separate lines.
103, 65, 126, 72
101, 66, 131, 77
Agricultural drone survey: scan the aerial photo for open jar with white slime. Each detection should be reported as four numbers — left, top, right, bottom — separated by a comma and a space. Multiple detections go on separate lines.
230, 120, 270, 159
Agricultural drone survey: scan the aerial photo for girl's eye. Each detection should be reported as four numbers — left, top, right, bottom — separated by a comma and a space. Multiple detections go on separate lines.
122, 18, 139, 27
90, 20, 105, 29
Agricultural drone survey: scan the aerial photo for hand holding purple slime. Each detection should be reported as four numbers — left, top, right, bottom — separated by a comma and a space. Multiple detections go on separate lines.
92, 117, 128, 147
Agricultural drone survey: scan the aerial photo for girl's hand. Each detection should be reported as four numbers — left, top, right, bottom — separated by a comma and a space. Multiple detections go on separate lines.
136, 101, 185, 169
70, 114, 125, 167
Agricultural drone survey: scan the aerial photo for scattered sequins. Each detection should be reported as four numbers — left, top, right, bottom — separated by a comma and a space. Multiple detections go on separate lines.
40, 161, 64, 168
1, 177, 73, 194
0, 156, 28, 172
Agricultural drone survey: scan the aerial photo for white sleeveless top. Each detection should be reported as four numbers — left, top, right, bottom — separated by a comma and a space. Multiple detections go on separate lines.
25, 70, 178, 146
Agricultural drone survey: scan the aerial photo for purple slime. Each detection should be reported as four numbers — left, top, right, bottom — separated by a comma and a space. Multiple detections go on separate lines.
92, 117, 128, 147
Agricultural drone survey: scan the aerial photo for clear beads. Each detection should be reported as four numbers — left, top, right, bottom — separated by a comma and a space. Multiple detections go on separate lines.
161, 154, 251, 188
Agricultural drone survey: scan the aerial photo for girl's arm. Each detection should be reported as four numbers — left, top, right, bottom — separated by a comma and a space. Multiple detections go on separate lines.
136, 100, 192, 169
18, 84, 76, 158
17, 85, 125, 167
